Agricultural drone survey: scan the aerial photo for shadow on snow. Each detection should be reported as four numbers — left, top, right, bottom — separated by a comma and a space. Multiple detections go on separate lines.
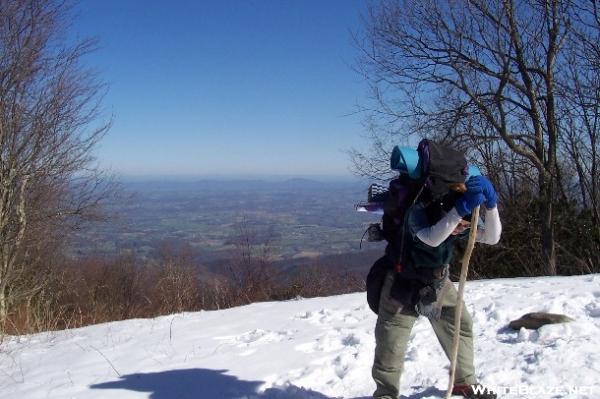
90, 367, 445, 399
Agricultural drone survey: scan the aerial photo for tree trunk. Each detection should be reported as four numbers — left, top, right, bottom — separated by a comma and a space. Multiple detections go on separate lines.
540, 177, 557, 275
0, 284, 7, 325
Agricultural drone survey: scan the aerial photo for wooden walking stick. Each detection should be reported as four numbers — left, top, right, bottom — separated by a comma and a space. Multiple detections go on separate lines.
446, 205, 480, 399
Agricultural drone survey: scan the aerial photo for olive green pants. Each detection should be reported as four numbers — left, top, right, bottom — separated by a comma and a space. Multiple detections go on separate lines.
372, 271, 477, 399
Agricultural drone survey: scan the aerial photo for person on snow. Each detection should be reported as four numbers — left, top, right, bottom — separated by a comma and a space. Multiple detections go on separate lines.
371, 145, 501, 399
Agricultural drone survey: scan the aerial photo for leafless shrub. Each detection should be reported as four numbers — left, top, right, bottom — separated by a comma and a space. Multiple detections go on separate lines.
152, 245, 202, 314
281, 260, 365, 299
227, 217, 279, 304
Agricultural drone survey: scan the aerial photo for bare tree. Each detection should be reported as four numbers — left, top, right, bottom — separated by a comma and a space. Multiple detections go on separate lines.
0, 0, 111, 326
353, 0, 588, 275
228, 217, 278, 304
559, 0, 600, 232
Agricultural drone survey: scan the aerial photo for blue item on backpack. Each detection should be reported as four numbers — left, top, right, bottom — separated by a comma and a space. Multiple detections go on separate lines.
466, 165, 481, 180
390, 146, 422, 179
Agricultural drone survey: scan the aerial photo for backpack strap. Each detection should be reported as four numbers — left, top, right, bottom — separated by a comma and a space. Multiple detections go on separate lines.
396, 183, 426, 272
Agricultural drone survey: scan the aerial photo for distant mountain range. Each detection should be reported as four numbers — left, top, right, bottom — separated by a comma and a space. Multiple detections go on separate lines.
120, 177, 368, 192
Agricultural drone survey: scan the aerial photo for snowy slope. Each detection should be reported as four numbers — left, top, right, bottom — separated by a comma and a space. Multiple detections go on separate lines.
1, 275, 600, 399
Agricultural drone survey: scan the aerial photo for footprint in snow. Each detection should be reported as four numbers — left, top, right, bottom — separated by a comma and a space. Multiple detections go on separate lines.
293, 311, 313, 320
331, 353, 355, 379
292, 309, 333, 324
295, 331, 362, 354
295, 333, 340, 353
215, 329, 295, 347
585, 302, 600, 318
340, 334, 361, 347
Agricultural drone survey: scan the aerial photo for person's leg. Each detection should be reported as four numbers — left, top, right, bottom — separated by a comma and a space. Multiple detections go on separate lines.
429, 280, 477, 386
372, 272, 418, 399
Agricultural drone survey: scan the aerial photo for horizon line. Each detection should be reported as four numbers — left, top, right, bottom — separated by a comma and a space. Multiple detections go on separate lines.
116, 172, 365, 183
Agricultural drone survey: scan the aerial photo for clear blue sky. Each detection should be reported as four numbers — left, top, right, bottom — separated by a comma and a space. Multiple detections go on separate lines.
72, 0, 369, 178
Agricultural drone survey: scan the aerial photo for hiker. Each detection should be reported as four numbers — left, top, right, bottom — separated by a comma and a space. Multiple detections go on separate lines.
371, 143, 501, 399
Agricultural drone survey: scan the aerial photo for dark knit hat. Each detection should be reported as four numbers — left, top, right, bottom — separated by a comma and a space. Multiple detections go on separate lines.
419, 140, 468, 198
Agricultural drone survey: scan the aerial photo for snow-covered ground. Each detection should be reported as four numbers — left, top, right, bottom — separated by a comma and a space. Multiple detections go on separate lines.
1, 275, 600, 399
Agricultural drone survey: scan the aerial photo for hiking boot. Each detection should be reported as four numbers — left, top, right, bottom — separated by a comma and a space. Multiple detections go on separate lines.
452, 384, 497, 398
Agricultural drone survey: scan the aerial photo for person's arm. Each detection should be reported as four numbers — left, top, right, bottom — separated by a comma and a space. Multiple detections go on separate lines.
412, 175, 500, 247
413, 207, 463, 247
413, 187, 485, 247
476, 207, 501, 245
415, 206, 501, 247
